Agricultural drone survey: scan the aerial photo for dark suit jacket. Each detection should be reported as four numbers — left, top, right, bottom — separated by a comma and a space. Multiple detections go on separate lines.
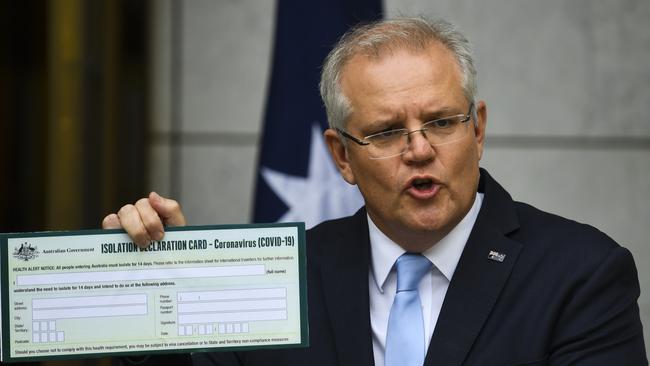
153, 170, 647, 366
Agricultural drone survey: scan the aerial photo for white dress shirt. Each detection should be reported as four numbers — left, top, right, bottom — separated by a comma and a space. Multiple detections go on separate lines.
368, 193, 484, 366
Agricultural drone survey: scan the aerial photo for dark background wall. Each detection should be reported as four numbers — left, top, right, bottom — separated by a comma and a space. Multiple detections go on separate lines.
0, 0, 150, 235
1, 2, 150, 363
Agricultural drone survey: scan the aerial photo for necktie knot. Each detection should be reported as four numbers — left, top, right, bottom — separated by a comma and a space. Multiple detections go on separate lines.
395, 253, 432, 292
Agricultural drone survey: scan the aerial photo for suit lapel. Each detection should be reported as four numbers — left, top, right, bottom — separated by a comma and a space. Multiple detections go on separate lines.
319, 210, 375, 366
425, 170, 523, 366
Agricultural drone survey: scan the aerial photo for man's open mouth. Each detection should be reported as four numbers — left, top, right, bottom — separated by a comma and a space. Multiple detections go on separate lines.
411, 178, 434, 191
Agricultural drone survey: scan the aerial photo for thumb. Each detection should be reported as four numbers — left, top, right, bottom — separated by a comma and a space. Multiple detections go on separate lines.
102, 213, 121, 229
149, 191, 187, 227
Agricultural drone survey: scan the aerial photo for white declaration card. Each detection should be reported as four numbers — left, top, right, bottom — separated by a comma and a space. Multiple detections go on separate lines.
0, 223, 307, 363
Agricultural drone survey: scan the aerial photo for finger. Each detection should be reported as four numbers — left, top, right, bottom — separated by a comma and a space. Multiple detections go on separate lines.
135, 198, 165, 241
102, 213, 121, 229
149, 191, 187, 227
117, 204, 152, 247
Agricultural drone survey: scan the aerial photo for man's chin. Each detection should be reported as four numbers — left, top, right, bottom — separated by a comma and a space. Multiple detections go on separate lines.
407, 204, 447, 227
408, 220, 446, 235
401, 214, 450, 240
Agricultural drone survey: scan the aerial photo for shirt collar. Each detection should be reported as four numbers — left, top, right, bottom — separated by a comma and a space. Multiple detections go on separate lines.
369, 192, 484, 292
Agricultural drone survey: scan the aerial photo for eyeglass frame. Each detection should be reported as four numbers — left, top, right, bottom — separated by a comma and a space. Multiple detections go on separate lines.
335, 103, 476, 159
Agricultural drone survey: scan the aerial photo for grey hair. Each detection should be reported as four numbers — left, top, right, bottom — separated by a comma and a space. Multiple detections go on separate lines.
319, 17, 478, 131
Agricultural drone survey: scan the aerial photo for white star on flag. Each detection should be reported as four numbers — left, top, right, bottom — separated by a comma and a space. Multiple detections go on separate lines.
261, 124, 364, 228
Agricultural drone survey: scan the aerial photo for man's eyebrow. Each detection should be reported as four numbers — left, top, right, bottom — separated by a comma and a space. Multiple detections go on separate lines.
364, 119, 403, 132
423, 107, 462, 120
361, 106, 464, 131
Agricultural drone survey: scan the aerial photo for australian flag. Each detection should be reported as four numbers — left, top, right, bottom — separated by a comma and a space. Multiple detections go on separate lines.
252, 1, 383, 228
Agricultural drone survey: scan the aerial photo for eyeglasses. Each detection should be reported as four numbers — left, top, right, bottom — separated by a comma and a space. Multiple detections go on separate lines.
336, 103, 475, 159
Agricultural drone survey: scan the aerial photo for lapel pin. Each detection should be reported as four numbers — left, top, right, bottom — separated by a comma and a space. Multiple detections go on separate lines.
488, 250, 506, 262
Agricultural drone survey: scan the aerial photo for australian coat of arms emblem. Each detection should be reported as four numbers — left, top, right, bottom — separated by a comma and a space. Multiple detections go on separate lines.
13, 242, 39, 261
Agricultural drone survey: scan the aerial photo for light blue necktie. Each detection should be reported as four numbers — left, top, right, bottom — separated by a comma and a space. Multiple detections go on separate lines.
385, 253, 432, 366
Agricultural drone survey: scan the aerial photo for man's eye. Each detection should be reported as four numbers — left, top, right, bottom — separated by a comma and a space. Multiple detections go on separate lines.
377, 129, 403, 138
368, 129, 403, 140
429, 118, 454, 128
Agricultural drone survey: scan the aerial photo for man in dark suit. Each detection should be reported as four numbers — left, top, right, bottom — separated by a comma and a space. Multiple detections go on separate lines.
105, 17, 647, 365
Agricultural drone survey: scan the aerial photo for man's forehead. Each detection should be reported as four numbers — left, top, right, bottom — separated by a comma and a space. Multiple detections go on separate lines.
340, 43, 460, 88
338, 44, 466, 130
340, 45, 462, 99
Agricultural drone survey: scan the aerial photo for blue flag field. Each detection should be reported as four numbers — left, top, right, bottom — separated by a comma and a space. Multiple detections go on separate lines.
252, 1, 382, 228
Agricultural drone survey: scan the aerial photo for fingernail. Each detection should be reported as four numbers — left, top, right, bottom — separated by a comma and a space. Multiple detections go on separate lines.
141, 235, 153, 247
154, 231, 164, 241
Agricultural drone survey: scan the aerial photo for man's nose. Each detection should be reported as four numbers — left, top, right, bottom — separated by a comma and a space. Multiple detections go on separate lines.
403, 130, 435, 162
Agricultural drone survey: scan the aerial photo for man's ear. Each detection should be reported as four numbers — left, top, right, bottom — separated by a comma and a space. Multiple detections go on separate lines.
474, 100, 487, 161
324, 128, 357, 185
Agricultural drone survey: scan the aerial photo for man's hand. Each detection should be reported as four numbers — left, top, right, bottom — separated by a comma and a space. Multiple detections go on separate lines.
102, 192, 186, 247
